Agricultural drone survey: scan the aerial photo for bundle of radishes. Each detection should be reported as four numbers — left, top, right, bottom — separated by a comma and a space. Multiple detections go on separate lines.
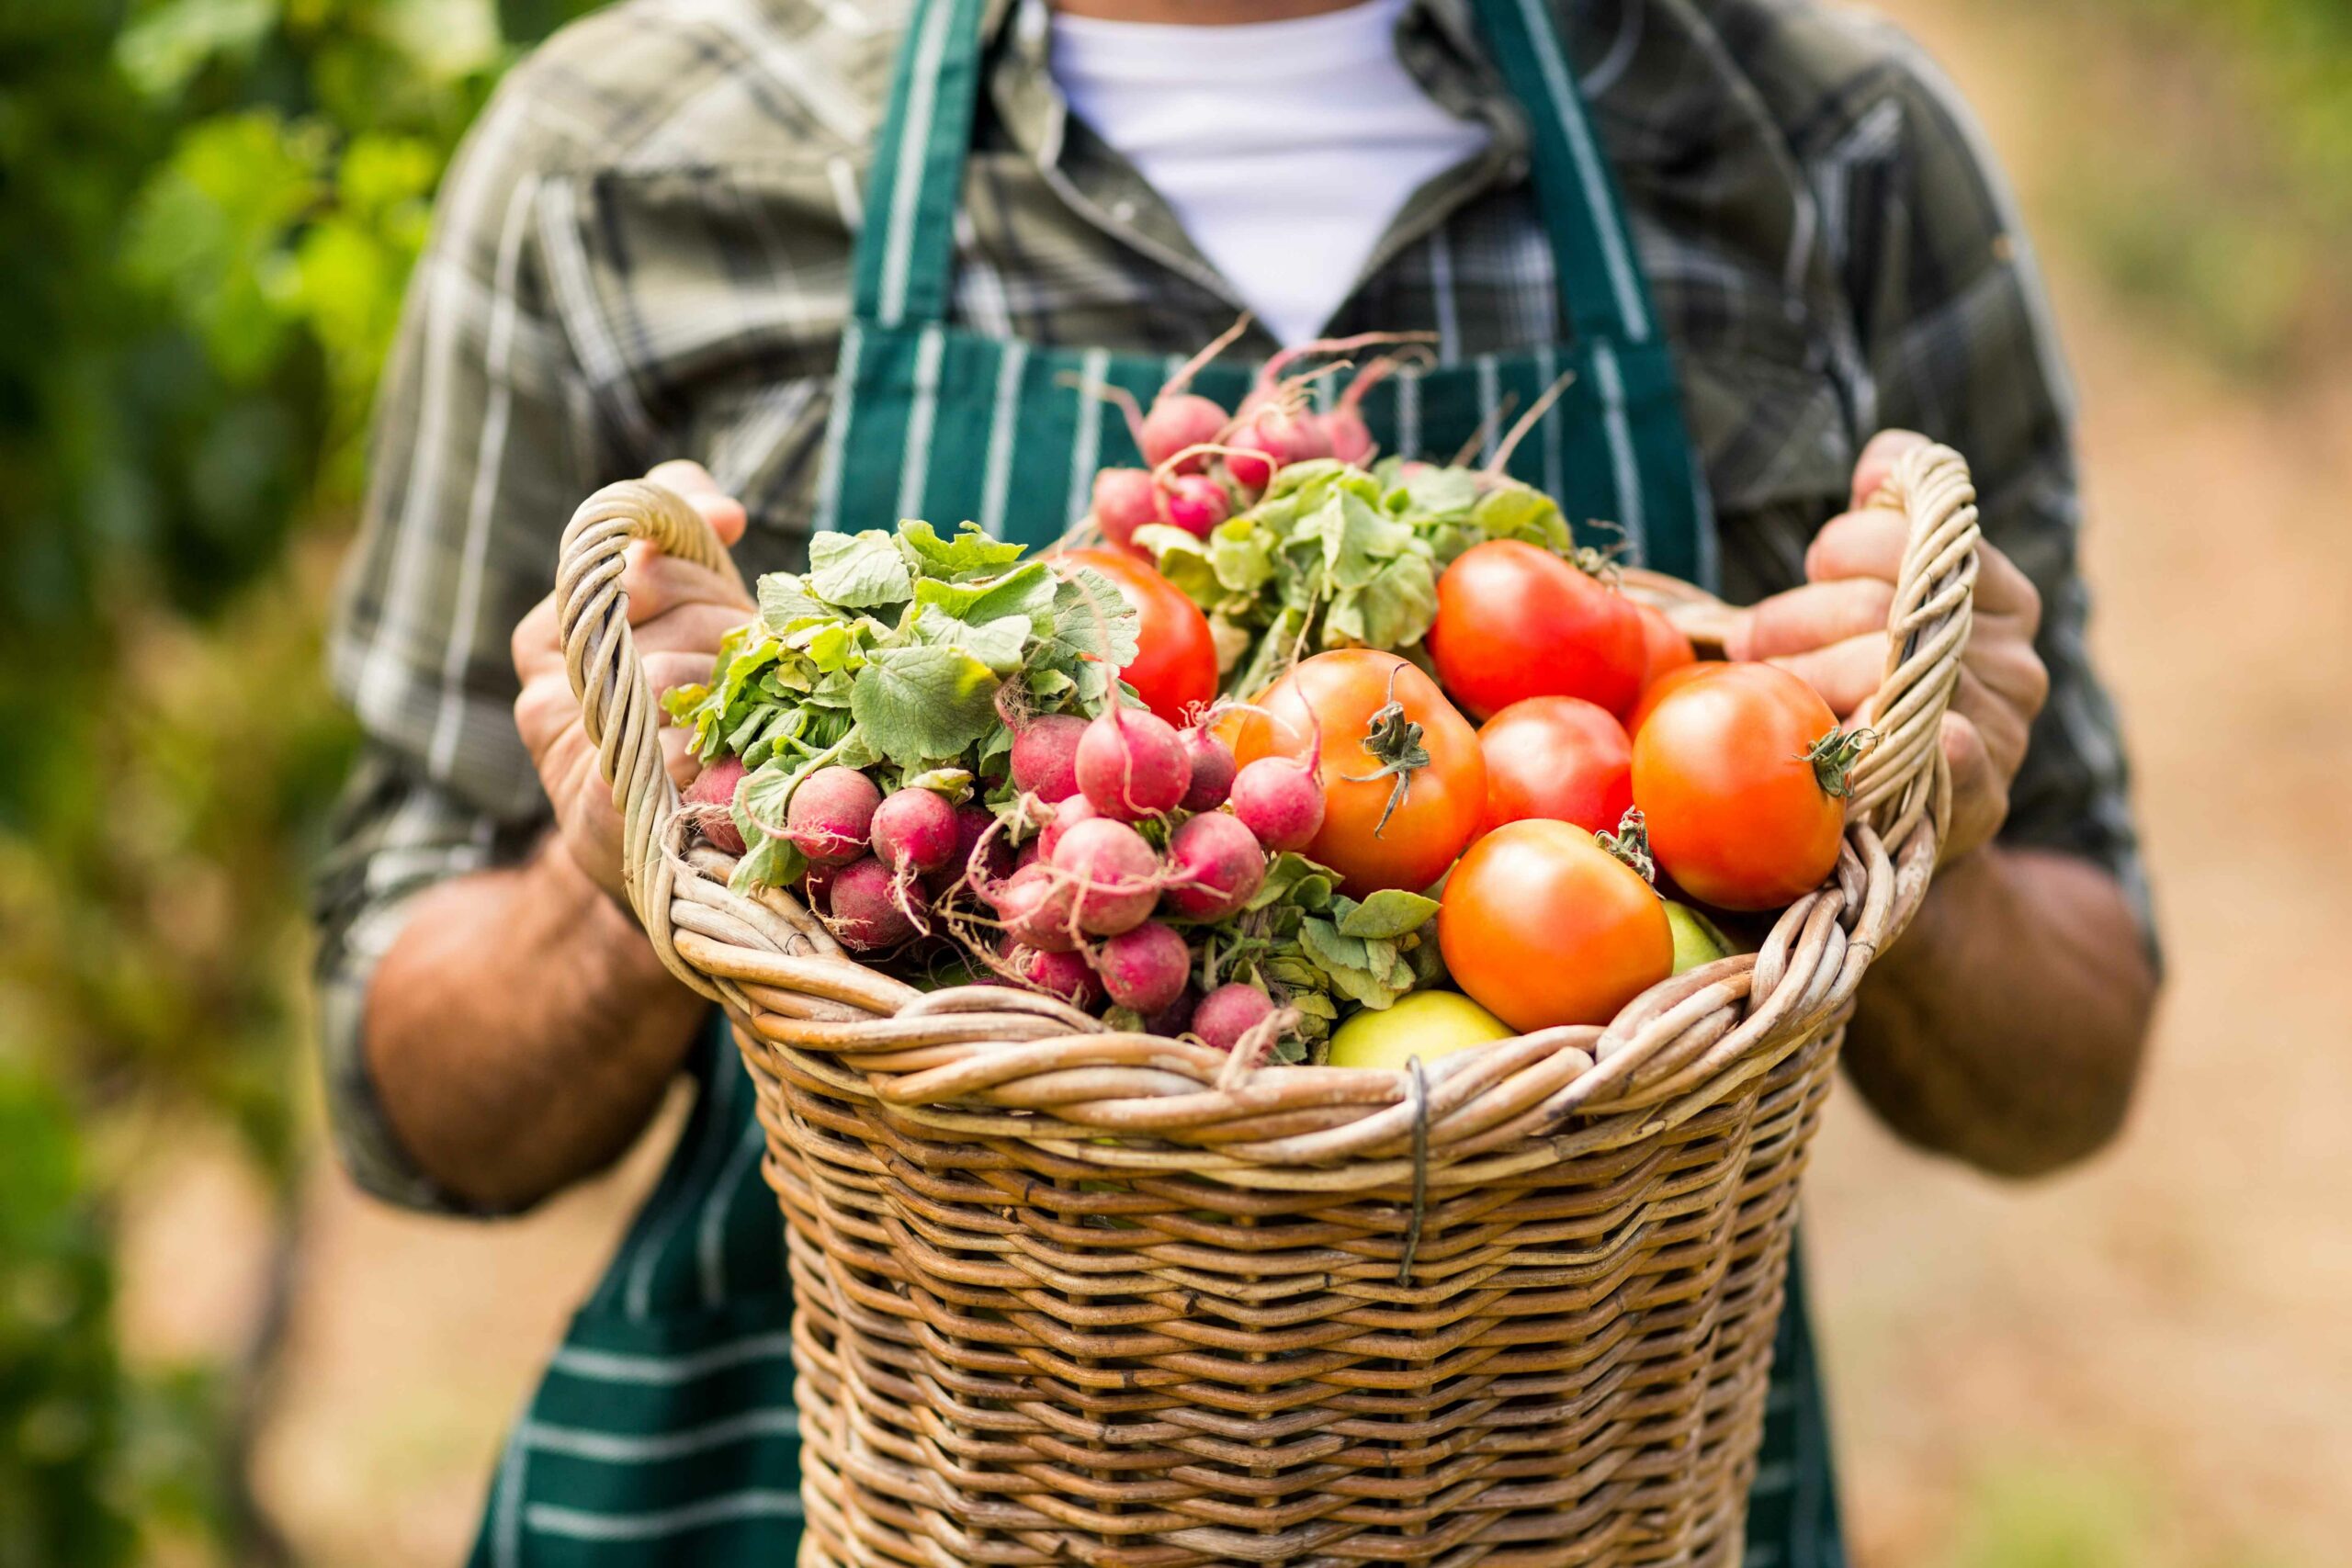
737, 701, 1330, 1054
1089, 323, 1418, 555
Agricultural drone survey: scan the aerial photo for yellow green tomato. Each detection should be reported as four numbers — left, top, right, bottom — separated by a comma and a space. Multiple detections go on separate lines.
1326, 991, 1518, 1070
1664, 900, 1735, 975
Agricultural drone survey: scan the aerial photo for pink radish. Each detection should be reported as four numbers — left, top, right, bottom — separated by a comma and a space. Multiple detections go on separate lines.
1155, 472, 1230, 538
993, 863, 1080, 953
1010, 713, 1089, 806
1223, 404, 1328, 492
925, 802, 1008, 896
1038, 793, 1100, 861
1074, 707, 1189, 822
1012, 837, 1044, 873
1049, 817, 1160, 936
1193, 982, 1275, 1053
786, 766, 883, 866
1141, 394, 1228, 475
802, 862, 839, 912
870, 788, 958, 875
829, 857, 918, 952
1096, 920, 1190, 1015
1228, 755, 1326, 852
1161, 812, 1267, 921
1091, 467, 1159, 549
1178, 728, 1237, 811
1320, 404, 1375, 468
1013, 944, 1106, 1010
684, 754, 748, 855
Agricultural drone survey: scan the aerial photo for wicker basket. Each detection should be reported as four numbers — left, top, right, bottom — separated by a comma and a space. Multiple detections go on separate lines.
555, 445, 1982, 1567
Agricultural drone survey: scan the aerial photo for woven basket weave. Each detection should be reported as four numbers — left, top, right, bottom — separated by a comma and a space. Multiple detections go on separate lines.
556, 445, 1981, 1568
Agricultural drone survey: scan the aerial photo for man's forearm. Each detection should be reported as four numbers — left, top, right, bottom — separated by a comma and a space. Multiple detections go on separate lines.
1842, 844, 2157, 1178
365, 838, 707, 1212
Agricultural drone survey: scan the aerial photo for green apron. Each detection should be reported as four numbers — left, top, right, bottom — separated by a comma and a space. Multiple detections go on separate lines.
472, 1, 1842, 1561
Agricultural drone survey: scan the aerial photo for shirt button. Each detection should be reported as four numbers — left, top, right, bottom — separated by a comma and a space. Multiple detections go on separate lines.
1112, 198, 1138, 223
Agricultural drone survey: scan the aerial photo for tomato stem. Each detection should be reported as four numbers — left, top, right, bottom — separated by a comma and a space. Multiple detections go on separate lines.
1803, 726, 1880, 798
1341, 665, 1430, 839
1595, 807, 1657, 886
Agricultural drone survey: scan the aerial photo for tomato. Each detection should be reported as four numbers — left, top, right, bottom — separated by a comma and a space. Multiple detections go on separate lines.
1626, 659, 1717, 736
1632, 600, 1696, 692
1326, 991, 1518, 1070
1426, 540, 1646, 720
1054, 547, 1218, 725
1631, 662, 1855, 910
1231, 649, 1485, 898
1439, 818, 1672, 1032
1476, 696, 1634, 837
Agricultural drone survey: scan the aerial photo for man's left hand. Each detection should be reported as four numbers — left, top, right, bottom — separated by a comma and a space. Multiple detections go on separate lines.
1723, 429, 2050, 863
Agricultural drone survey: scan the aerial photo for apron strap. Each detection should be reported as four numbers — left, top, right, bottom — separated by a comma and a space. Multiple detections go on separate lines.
852, 0, 990, 330
1469, 0, 1662, 348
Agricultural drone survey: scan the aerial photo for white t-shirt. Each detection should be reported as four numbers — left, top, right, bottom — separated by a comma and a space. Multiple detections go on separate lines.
1049, 0, 1491, 347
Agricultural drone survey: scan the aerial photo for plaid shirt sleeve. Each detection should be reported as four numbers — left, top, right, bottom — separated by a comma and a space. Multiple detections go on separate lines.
312, 71, 618, 1212
1838, 29, 2156, 942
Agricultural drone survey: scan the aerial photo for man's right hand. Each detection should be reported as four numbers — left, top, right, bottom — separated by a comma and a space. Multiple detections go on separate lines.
511, 460, 753, 904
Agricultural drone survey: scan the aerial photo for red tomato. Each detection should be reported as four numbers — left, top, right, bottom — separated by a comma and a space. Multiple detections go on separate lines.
1439, 818, 1672, 1031
1631, 662, 1853, 910
1627, 660, 1717, 736
1230, 649, 1485, 898
1426, 540, 1646, 720
1633, 600, 1697, 692
1055, 547, 1218, 725
1476, 696, 1634, 837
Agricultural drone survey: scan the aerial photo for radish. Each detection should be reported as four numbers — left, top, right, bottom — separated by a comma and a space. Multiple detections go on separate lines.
1224, 402, 1329, 492
1141, 393, 1228, 475
1161, 811, 1266, 921
1049, 817, 1160, 936
1178, 728, 1237, 811
924, 801, 1007, 896
1074, 707, 1188, 822
785, 766, 882, 866
1010, 713, 1089, 806
1012, 837, 1044, 874
684, 754, 748, 855
1038, 793, 1100, 861
1144, 983, 1197, 1039
1091, 467, 1159, 549
1096, 921, 1189, 1015
1193, 981, 1275, 1053
870, 787, 958, 875
1228, 755, 1325, 852
828, 857, 918, 952
1013, 944, 1106, 1010
993, 863, 1080, 953
1155, 472, 1231, 538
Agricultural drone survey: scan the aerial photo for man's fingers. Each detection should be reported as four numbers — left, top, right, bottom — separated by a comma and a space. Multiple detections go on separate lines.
623, 551, 753, 624
1765, 632, 1887, 722
646, 459, 748, 547
1724, 578, 1895, 663
1939, 710, 2008, 863
1970, 541, 2043, 627
639, 649, 723, 704
1849, 428, 1931, 510
631, 602, 752, 662
1804, 504, 1910, 585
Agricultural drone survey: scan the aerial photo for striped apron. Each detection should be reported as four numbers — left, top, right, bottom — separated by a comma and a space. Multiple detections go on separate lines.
470, 0, 1844, 1562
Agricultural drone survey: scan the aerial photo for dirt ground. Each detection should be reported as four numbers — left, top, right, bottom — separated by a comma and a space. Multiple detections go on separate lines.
119, 4, 2352, 1564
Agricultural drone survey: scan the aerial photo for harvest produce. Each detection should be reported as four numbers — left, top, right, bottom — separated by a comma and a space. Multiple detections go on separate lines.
661, 325, 1885, 1065
1475, 695, 1633, 838
1438, 818, 1674, 1032
1630, 662, 1870, 911
1325, 990, 1516, 1071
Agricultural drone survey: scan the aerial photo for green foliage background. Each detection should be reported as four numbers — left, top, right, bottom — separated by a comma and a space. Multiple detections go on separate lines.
0, 0, 2341, 1563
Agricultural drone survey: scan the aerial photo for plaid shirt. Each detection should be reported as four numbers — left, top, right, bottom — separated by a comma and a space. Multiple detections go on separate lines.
317, 0, 2148, 1211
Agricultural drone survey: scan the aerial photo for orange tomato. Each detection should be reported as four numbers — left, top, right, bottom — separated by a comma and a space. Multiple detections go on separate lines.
1631, 662, 1852, 910
1476, 696, 1634, 837
1054, 547, 1218, 725
1626, 660, 1718, 736
1426, 539, 1647, 719
1232, 649, 1485, 897
1632, 600, 1696, 691
1439, 818, 1672, 1032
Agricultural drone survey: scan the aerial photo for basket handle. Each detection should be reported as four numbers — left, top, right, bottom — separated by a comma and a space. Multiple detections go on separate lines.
554, 479, 746, 953
1842, 441, 1981, 843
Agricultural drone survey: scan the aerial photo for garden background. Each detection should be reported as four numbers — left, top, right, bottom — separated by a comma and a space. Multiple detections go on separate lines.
4, 0, 2348, 1563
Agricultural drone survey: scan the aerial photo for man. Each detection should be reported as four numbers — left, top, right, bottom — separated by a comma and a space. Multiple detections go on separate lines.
316, 0, 2158, 1562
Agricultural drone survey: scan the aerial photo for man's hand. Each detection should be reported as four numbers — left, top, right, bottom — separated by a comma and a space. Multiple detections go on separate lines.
511, 460, 752, 902
1724, 429, 2050, 863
